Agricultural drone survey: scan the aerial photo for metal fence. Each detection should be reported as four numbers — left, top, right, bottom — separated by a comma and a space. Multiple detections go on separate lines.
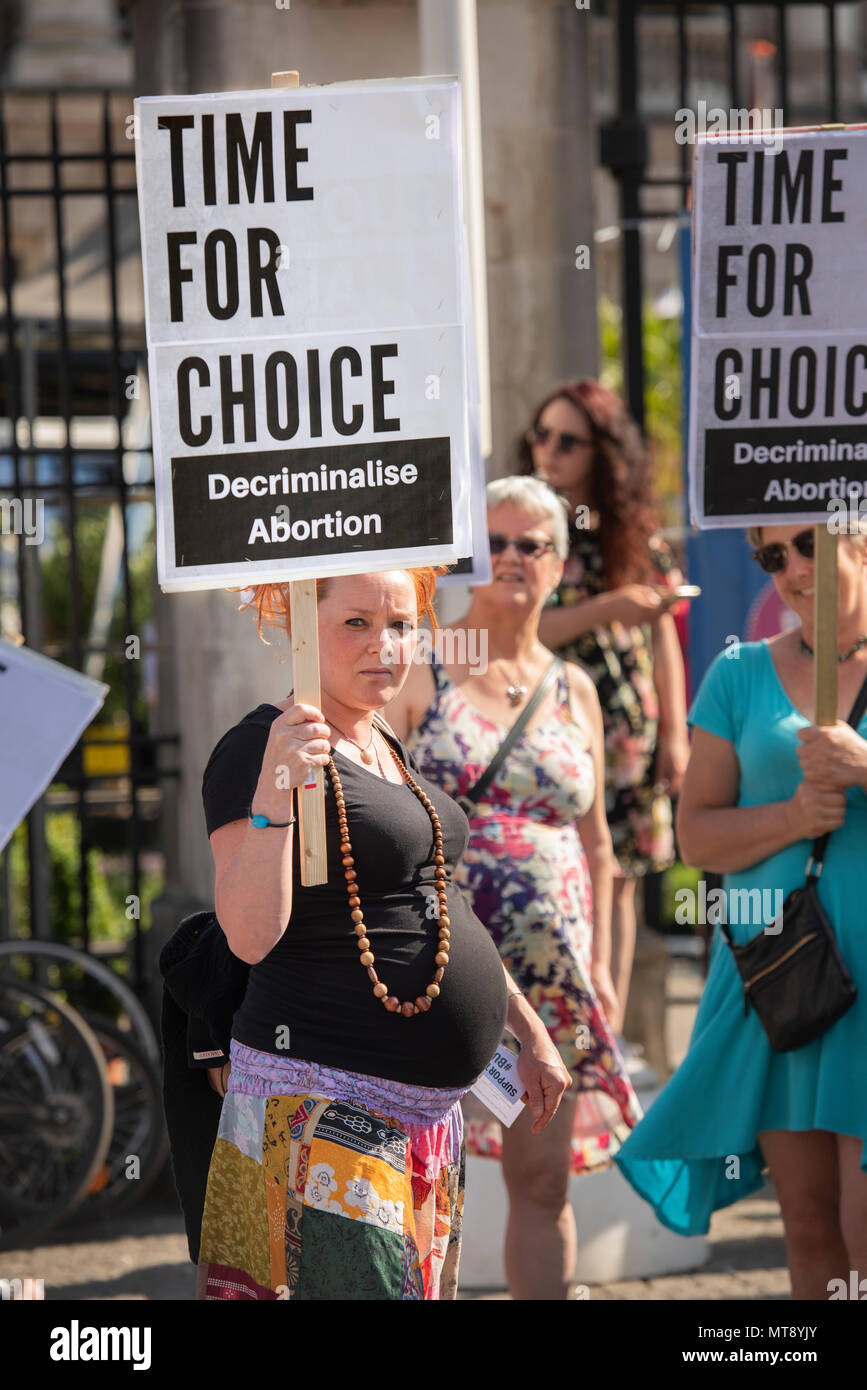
0, 88, 177, 997
601, 0, 861, 431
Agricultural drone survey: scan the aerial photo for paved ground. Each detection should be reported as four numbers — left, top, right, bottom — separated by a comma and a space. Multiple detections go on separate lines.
461, 1186, 788, 1301
0, 1170, 788, 1302
0, 952, 790, 1301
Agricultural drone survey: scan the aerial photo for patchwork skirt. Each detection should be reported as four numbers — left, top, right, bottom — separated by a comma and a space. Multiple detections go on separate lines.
197, 1041, 469, 1301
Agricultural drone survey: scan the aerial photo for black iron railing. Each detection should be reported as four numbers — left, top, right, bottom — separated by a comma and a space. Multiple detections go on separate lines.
0, 89, 178, 996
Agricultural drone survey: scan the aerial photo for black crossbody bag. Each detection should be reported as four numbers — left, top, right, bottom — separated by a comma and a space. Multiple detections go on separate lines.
722, 671, 867, 1053
454, 658, 563, 818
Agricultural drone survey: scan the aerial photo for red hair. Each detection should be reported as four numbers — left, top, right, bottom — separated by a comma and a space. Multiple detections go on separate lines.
232, 568, 448, 644
518, 379, 658, 587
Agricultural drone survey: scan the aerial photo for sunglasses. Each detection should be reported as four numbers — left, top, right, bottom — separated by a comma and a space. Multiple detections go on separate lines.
751, 528, 815, 573
526, 424, 594, 454
489, 532, 555, 559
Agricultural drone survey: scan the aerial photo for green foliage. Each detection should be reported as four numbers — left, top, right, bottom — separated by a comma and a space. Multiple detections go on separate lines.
599, 296, 697, 930
659, 860, 702, 931
598, 296, 684, 529
39, 506, 155, 726
8, 814, 129, 944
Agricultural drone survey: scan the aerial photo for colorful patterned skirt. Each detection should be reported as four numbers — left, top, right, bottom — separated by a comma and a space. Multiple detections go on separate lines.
196, 1041, 469, 1301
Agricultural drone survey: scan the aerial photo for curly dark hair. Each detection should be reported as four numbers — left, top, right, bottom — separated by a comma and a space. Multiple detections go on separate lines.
517, 379, 659, 588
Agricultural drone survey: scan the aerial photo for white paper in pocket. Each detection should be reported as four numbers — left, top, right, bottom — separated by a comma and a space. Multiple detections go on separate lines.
470, 1043, 525, 1128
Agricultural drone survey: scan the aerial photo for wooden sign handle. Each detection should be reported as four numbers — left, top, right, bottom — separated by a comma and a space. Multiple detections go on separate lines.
814, 525, 838, 727
288, 579, 328, 885
271, 67, 328, 886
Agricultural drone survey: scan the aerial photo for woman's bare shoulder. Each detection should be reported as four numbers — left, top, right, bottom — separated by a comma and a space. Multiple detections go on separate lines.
562, 658, 598, 705
561, 659, 603, 739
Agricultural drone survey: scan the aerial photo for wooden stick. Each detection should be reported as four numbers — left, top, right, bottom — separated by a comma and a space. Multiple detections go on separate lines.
288, 578, 328, 884
814, 525, 838, 727
272, 66, 328, 885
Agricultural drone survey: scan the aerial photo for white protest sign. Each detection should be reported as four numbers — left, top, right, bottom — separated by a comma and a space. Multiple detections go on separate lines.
470, 1042, 525, 1128
0, 640, 108, 853
689, 126, 867, 528
134, 79, 473, 591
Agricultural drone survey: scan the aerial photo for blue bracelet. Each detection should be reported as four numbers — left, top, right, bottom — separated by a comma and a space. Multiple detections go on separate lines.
250, 813, 296, 828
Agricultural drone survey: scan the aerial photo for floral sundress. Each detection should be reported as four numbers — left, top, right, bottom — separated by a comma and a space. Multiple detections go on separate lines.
548, 526, 680, 876
407, 660, 642, 1175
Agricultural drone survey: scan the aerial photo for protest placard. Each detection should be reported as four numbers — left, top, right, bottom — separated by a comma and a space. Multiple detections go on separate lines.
0, 640, 108, 853
689, 124, 867, 722
134, 78, 473, 592
689, 125, 867, 530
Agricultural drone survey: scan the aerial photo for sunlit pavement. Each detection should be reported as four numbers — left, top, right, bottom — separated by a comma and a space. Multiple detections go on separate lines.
0, 954, 788, 1301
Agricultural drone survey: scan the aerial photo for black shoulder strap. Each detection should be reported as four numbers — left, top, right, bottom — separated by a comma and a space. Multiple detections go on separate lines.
809, 668, 867, 874
461, 658, 563, 807
846, 668, 867, 730
720, 668, 867, 943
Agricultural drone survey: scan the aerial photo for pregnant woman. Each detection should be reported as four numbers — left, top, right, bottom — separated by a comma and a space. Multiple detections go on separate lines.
196, 566, 569, 1300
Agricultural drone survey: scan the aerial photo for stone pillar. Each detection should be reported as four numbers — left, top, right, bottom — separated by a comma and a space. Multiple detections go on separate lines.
418, 0, 599, 626
477, 0, 599, 475
6, 0, 132, 86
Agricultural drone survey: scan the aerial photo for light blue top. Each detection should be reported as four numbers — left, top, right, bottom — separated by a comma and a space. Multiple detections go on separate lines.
613, 640, 867, 1235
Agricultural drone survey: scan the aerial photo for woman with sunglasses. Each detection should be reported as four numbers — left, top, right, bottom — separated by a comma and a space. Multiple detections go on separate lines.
520, 379, 689, 1035
387, 476, 643, 1300
613, 522, 867, 1298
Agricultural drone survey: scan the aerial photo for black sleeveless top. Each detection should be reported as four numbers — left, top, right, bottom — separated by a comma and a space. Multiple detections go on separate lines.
201, 704, 508, 1088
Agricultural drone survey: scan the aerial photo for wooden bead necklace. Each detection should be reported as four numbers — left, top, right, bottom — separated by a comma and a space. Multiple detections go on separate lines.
327, 740, 450, 1018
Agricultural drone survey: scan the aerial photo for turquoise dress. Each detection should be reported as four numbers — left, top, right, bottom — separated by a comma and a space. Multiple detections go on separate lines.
613, 639, 867, 1236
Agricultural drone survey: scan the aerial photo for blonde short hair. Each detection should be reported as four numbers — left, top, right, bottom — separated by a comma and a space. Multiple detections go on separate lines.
486, 475, 570, 560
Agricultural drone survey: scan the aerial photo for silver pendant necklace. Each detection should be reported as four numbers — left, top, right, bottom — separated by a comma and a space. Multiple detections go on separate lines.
496, 659, 529, 705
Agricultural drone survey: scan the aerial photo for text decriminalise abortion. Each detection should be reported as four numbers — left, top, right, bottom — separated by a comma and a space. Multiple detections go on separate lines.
205, 458, 419, 500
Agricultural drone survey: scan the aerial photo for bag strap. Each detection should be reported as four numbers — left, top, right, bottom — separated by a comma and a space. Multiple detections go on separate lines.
720, 667, 867, 944
372, 711, 399, 741
807, 667, 867, 878
461, 657, 563, 807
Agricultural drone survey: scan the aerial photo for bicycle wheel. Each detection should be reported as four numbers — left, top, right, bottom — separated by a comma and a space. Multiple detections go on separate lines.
0, 980, 114, 1251
0, 940, 159, 1067
65, 1015, 169, 1224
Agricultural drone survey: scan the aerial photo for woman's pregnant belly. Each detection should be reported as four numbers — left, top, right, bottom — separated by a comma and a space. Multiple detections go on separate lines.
233, 881, 509, 1089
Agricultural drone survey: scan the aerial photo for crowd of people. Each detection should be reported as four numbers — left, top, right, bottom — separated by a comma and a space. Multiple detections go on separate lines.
162, 377, 867, 1302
